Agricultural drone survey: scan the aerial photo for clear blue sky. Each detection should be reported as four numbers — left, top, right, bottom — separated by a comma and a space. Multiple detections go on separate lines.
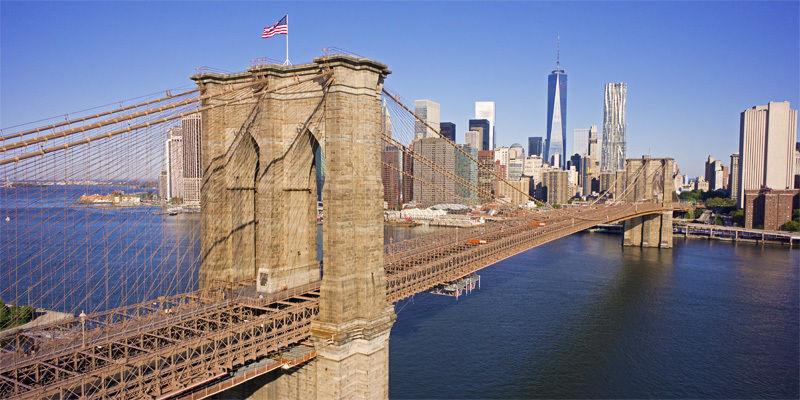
2, 1, 798, 178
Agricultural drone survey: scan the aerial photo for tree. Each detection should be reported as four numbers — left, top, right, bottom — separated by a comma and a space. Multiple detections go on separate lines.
784, 220, 800, 232
730, 209, 744, 227
793, 209, 800, 222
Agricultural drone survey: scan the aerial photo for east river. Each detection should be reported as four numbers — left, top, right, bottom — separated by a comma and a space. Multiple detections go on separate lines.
386, 228, 799, 399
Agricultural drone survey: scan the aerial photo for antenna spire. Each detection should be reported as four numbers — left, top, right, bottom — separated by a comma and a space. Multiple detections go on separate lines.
556, 36, 560, 70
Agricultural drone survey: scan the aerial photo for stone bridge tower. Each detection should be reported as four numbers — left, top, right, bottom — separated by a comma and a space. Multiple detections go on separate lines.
193, 55, 394, 399
617, 158, 675, 248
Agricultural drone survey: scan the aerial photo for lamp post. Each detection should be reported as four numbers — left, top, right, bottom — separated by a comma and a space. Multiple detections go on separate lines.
79, 311, 87, 348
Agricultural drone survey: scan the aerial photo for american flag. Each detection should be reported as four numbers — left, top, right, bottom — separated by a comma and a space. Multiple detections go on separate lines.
262, 15, 288, 38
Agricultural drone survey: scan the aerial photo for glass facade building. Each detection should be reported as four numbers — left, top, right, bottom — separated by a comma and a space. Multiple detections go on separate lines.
528, 136, 543, 157
439, 122, 456, 142
546, 66, 567, 169
469, 119, 491, 151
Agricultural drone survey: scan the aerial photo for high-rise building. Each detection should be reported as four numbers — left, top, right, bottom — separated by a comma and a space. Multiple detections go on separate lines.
587, 126, 599, 159
730, 153, 740, 201
523, 155, 543, 178
545, 41, 567, 169
469, 119, 491, 151
181, 114, 202, 206
601, 83, 627, 171
381, 145, 402, 209
494, 147, 510, 178
158, 170, 168, 200
704, 155, 724, 191
413, 137, 455, 206
439, 122, 456, 142
477, 150, 495, 203
165, 126, 184, 200
737, 101, 798, 207
455, 145, 479, 204
542, 169, 570, 205
465, 130, 482, 150
509, 143, 524, 160
573, 129, 590, 156
475, 102, 496, 150
528, 136, 543, 157
414, 99, 440, 139
402, 148, 414, 204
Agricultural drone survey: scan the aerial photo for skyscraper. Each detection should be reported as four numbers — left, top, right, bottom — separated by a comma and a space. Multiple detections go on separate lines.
704, 155, 724, 191
413, 137, 455, 206
165, 126, 184, 200
545, 39, 567, 169
528, 136, 543, 157
475, 102, 496, 150
181, 114, 201, 206
439, 122, 456, 142
737, 101, 798, 207
465, 130, 482, 150
601, 83, 627, 171
414, 99, 440, 139
469, 119, 491, 151
572, 128, 590, 156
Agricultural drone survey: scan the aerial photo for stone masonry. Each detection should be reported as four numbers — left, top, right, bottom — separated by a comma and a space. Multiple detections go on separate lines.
618, 158, 675, 248
193, 55, 395, 399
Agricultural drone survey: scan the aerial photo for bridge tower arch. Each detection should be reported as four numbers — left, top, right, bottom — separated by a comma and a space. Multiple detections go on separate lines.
619, 157, 675, 248
193, 55, 395, 399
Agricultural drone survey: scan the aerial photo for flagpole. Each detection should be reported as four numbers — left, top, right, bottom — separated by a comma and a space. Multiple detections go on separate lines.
284, 14, 291, 65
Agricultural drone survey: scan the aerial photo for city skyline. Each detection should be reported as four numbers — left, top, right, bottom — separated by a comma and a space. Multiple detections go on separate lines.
1, 1, 798, 179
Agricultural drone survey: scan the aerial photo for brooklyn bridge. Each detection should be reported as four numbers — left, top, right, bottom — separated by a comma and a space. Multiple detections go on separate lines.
0, 52, 682, 399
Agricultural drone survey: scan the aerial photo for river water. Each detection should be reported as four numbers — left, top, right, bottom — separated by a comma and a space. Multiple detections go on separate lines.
2, 186, 797, 398
386, 231, 799, 399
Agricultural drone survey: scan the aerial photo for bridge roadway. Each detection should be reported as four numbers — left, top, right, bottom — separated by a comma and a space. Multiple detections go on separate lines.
0, 202, 667, 399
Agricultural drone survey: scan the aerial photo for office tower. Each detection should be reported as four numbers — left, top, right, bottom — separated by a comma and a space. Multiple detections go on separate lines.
508, 159, 524, 181
528, 136, 543, 157
165, 126, 184, 200
730, 153, 740, 200
523, 155, 543, 177
704, 155, 724, 191
545, 40, 567, 169
465, 130, 482, 150
158, 170, 168, 200
469, 119, 491, 151
494, 147, 510, 178
542, 169, 570, 205
440, 122, 456, 142
477, 150, 495, 202
509, 143, 525, 160
737, 101, 798, 207
573, 129, 590, 156
381, 146, 402, 209
413, 137, 455, 206
455, 145, 479, 204
550, 154, 561, 170
181, 114, 202, 206
414, 99, 440, 139
498, 178, 530, 206
569, 154, 582, 184
601, 83, 627, 171
402, 148, 414, 204
587, 126, 599, 159
475, 102, 496, 150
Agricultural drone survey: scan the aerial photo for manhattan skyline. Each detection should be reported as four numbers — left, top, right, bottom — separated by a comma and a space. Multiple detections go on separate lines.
1, 1, 798, 178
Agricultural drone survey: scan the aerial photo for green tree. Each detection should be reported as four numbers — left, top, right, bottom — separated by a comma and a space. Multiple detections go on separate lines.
784, 220, 800, 232
730, 209, 744, 227
793, 209, 800, 222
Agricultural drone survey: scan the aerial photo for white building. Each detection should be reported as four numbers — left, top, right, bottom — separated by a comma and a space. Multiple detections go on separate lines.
414, 99, 441, 139
737, 101, 798, 207
601, 83, 627, 171
475, 101, 496, 150
465, 130, 482, 150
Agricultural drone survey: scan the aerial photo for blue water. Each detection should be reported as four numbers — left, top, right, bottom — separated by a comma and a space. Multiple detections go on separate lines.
388, 233, 799, 399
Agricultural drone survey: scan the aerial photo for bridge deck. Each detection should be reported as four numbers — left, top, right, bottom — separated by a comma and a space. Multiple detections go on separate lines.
0, 202, 669, 399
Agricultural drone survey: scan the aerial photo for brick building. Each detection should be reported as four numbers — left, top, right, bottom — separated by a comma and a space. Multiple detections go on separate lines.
744, 187, 800, 230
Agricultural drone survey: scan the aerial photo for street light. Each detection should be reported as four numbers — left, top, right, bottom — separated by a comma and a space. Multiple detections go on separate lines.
79, 311, 87, 348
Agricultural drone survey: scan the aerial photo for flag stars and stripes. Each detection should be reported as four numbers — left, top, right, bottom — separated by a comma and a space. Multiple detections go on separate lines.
262, 15, 288, 38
